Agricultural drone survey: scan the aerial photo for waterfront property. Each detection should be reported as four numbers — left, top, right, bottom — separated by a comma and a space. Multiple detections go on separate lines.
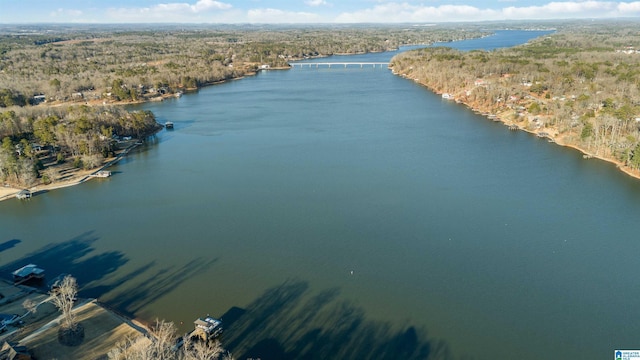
192, 316, 223, 341
15, 190, 31, 200
94, 170, 112, 178
12, 265, 44, 284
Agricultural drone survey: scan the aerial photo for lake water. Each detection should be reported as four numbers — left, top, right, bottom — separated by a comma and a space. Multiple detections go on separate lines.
2, 30, 639, 360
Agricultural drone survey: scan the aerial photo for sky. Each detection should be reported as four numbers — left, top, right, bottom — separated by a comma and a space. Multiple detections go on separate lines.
1, 0, 640, 24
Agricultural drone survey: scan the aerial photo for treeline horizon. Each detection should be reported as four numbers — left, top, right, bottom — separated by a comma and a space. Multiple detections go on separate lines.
0, 24, 490, 104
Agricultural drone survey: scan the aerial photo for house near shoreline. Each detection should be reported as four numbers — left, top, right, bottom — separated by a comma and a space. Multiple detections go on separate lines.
192, 316, 223, 341
0, 341, 32, 360
12, 264, 44, 284
15, 190, 31, 200
474, 78, 488, 87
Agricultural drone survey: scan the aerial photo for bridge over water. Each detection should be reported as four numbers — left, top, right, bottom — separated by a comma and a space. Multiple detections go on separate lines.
290, 62, 389, 69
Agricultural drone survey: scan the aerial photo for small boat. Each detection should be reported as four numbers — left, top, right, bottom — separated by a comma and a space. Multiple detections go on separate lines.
95, 170, 112, 178
165, 121, 174, 129
16, 190, 31, 200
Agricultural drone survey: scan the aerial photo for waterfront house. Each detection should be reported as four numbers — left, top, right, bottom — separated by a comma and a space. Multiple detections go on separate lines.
192, 316, 223, 341
12, 264, 44, 284
15, 190, 31, 200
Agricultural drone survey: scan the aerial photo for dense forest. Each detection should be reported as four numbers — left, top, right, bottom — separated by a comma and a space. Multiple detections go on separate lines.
0, 24, 487, 188
0, 106, 159, 186
0, 24, 485, 103
390, 21, 640, 173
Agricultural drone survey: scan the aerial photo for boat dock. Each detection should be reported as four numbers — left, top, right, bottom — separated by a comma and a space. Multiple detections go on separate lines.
191, 315, 223, 341
173, 315, 223, 351
92, 170, 112, 178
16, 190, 31, 200
12, 264, 44, 285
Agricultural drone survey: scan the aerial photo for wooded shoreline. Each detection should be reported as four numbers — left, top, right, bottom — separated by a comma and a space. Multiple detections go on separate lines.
0, 139, 147, 201
389, 24, 640, 183
394, 71, 640, 182
4, 23, 640, 201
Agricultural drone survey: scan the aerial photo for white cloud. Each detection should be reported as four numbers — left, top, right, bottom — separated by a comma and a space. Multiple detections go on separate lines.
247, 8, 324, 22
619, 1, 640, 10
152, 0, 232, 13
50, 8, 83, 18
501, 1, 640, 19
59, 1, 640, 23
193, 0, 233, 11
335, 3, 499, 22
106, 0, 235, 22
334, 1, 640, 22
306, 0, 329, 6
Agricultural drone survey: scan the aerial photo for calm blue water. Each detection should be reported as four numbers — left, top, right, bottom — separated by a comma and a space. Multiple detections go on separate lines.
431, 29, 550, 51
1, 30, 637, 360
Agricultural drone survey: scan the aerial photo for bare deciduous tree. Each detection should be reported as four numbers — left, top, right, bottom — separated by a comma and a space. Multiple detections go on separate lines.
49, 274, 78, 331
107, 319, 232, 360
181, 335, 226, 360
22, 298, 38, 315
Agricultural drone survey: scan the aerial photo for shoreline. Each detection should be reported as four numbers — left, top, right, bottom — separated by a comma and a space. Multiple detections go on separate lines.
0, 67, 267, 202
0, 141, 144, 202
392, 71, 640, 182
5, 50, 639, 202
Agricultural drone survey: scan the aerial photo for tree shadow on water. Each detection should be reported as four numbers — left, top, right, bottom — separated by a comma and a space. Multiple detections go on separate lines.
223, 280, 454, 360
0, 239, 20, 253
0, 231, 127, 289
0, 233, 219, 326
87, 257, 218, 318
81, 261, 157, 299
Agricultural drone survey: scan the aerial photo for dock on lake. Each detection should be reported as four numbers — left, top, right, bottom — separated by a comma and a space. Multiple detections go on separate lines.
12, 264, 44, 284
